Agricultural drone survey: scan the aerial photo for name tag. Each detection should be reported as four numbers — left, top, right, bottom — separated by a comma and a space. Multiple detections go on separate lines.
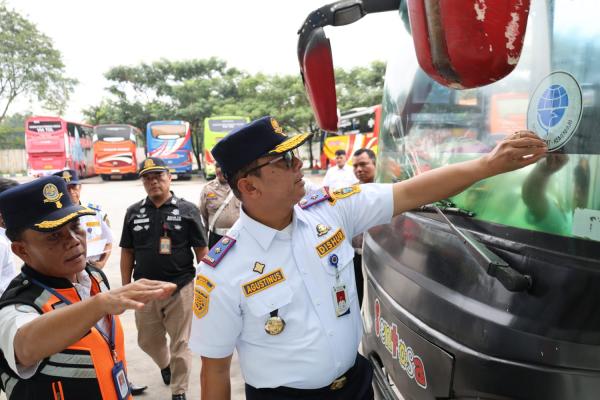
134, 218, 150, 224
315, 228, 345, 258
242, 269, 285, 297
166, 215, 181, 221
86, 221, 101, 227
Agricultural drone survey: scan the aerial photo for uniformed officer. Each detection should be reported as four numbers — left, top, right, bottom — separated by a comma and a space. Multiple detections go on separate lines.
0, 176, 176, 399
188, 117, 547, 400
120, 157, 208, 400
53, 169, 113, 269
198, 162, 241, 247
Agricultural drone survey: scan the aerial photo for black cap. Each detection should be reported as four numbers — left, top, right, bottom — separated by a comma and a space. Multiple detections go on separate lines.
139, 157, 170, 176
0, 176, 95, 232
211, 116, 311, 179
52, 169, 80, 185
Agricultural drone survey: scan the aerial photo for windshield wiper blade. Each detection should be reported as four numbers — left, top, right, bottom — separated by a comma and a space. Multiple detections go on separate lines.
413, 204, 532, 292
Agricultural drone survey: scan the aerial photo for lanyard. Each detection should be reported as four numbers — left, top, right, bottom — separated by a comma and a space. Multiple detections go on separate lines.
25, 274, 119, 363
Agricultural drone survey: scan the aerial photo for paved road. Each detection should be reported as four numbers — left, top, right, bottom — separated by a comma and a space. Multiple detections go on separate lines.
4, 172, 325, 400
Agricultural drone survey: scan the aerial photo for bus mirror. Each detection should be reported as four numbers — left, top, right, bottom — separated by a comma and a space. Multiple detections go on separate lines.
298, 27, 338, 132
407, 0, 530, 89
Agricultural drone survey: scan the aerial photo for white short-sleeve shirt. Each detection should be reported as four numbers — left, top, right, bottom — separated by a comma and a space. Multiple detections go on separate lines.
189, 183, 393, 389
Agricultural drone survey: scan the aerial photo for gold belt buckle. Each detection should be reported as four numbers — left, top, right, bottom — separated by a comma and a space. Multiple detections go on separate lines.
329, 375, 347, 391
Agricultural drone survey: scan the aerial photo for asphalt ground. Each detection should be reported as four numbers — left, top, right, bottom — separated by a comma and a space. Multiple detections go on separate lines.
4, 172, 325, 400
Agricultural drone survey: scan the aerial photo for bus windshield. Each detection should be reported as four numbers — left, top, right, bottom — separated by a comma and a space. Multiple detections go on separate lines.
150, 124, 187, 139
95, 125, 133, 142
207, 119, 247, 133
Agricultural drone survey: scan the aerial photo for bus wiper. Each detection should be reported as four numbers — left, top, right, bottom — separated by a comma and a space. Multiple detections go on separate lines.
417, 203, 475, 217
413, 204, 532, 292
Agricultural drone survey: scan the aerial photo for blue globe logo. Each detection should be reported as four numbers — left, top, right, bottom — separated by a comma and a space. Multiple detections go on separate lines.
536, 84, 569, 134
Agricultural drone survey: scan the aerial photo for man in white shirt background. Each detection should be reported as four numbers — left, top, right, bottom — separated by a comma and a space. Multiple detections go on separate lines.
0, 178, 18, 296
322, 149, 356, 190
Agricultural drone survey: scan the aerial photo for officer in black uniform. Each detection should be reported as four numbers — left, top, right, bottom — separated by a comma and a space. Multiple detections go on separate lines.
120, 157, 207, 400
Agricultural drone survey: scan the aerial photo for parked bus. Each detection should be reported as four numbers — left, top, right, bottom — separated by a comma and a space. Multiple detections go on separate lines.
202, 116, 249, 179
146, 120, 192, 180
24, 116, 93, 178
321, 105, 381, 168
93, 124, 143, 180
299, 1, 600, 399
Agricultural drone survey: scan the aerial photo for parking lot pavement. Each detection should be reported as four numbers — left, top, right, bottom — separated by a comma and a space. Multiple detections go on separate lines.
5, 172, 325, 400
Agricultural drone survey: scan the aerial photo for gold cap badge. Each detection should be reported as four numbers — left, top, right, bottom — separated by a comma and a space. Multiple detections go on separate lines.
270, 118, 286, 137
62, 171, 72, 183
144, 159, 155, 168
42, 183, 63, 209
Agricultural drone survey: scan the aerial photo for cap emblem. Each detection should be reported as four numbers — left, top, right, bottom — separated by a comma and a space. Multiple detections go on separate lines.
270, 118, 286, 137
42, 183, 63, 209
62, 171, 72, 183
144, 159, 156, 168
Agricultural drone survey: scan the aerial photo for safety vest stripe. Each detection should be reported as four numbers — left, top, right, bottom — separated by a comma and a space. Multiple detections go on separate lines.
33, 290, 52, 309
48, 353, 94, 366
1, 372, 17, 398
40, 365, 97, 379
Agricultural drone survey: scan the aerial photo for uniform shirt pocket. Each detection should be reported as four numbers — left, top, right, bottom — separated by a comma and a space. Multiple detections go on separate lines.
244, 279, 293, 318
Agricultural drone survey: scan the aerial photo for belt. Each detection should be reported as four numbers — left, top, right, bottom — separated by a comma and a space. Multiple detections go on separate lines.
247, 354, 363, 396
211, 228, 229, 235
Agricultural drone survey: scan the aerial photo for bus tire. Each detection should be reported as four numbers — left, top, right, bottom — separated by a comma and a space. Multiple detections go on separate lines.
100, 174, 109, 181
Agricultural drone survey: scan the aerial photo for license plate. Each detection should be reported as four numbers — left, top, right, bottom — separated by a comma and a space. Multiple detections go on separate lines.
44, 165, 53, 169
111, 175, 123, 180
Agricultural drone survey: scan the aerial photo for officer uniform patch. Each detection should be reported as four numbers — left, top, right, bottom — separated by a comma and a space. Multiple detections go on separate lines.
193, 274, 215, 319
202, 236, 236, 267
315, 228, 346, 257
298, 187, 331, 209
242, 269, 286, 297
253, 262, 266, 274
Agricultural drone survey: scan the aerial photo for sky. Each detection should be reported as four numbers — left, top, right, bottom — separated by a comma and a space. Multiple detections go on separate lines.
6, 0, 404, 121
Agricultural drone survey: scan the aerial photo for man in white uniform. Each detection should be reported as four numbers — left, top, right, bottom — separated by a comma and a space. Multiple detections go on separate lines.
322, 149, 357, 190
188, 117, 547, 400
53, 170, 113, 269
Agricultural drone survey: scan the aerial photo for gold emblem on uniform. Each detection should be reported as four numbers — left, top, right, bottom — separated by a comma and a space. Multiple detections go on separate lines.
264, 315, 286, 335
270, 118, 286, 137
143, 159, 156, 168
214, 247, 221, 254
316, 224, 330, 237
299, 199, 308, 206
193, 274, 215, 319
42, 183, 63, 209
62, 170, 72, 183
253, 262, 265, 274
222, 238, 230, 245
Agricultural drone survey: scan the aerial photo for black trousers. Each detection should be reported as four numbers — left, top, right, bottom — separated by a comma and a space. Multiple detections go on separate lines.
245, 354, 374, 400
208, 231, 223, 248
353, 252, 364, 305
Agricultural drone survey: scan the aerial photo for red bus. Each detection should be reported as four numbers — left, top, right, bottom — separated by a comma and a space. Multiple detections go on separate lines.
25, 116, 94, 178
93, 124, 143, 180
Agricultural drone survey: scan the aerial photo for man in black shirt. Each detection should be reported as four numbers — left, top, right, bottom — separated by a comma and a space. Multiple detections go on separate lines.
120, 157, 208, 400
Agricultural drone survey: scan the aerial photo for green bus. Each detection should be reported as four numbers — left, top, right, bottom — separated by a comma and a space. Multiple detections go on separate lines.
202, 116, 249, 179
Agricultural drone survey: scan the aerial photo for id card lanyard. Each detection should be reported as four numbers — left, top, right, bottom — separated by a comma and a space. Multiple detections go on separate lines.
26, 275, 131, 400
159, 222, 172, 255
328, 254, 350, 317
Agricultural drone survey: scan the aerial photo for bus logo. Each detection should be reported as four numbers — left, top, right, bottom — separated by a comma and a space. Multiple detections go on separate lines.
527, 71, 582, 151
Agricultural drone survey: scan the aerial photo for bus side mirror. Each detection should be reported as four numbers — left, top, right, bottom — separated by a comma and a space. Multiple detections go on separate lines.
407, 0, 531, 89
298, 27, 338, 132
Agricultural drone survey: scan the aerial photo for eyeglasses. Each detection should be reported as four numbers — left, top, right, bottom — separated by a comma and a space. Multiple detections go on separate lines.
243, 150, 298, 176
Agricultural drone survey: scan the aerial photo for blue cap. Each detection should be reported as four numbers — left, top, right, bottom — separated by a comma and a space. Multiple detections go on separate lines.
0, 176, 95, 232
211, 116, 311, 179
53, 169, 80, 185
139, 157, 170, 176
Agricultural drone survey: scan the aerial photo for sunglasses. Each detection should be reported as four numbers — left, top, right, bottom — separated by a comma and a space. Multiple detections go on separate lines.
244, 149, 298, 176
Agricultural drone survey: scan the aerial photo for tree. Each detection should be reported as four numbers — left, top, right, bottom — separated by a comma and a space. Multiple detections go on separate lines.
0, 3, 76, 123
0, 112, 29, 149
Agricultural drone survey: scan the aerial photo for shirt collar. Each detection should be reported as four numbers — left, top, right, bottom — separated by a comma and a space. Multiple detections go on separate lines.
144, 191, 177, 208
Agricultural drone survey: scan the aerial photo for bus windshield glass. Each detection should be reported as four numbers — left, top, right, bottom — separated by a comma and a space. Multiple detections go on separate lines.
378, 0, 600, 242
27, 121, 63, 134
95, 126, 132, 142
207, 119, 247, 133
150, 124, 187, 139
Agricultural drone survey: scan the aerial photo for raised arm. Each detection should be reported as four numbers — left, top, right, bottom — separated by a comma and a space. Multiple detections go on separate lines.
393, 131, 547, 216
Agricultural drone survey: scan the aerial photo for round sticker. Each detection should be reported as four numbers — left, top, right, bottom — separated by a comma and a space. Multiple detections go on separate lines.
527, 71, 582, 151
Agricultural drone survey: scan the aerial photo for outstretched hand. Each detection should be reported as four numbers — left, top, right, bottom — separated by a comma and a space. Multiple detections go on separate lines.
99, 279, 177, 315
483, 131, 547, 175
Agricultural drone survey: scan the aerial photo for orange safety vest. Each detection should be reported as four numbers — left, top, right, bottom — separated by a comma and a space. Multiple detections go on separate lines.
0, 265, 131, 400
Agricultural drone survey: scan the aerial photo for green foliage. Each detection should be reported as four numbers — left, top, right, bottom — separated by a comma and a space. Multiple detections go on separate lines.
0, 112, 29, 148
82, 58, 385, 166
0, 2, 76, 123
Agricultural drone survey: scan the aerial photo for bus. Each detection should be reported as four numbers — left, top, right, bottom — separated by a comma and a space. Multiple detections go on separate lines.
93, 124, 143, 180
146, 120, 192, 180
321, 105, 381, 168
298, 0, 600, 399
24, 116, 94, 178
203, 116, 249, 179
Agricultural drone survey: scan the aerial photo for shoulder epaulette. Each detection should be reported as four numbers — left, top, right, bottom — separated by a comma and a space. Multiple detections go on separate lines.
298, 187, 331, 209
86, 203, 102, 211
202, 236, 236, 268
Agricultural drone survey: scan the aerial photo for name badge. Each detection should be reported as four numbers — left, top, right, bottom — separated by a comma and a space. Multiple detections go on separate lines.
111, 361, 131, 400
159, 236, 172, 255
166, 215, 181, 221
134, 218, 150, 224
332, 284, 350, 317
